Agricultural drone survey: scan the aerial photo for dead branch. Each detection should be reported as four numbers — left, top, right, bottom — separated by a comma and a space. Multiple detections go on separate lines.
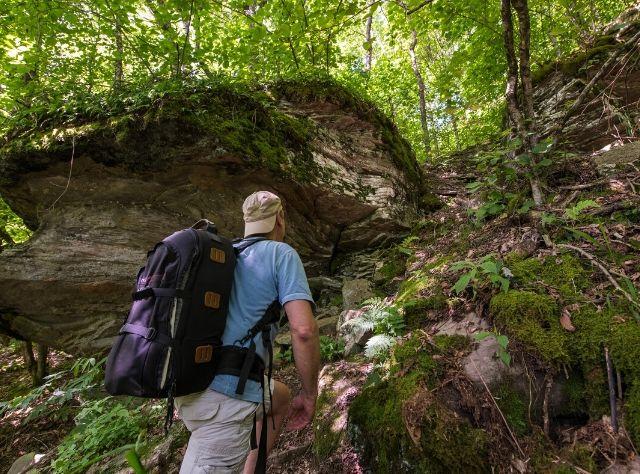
605, 346, 618, 433
433, 189, 458, 196
543, 372, 552, 436
556, 243, 640, 309
616, 368, 622, 400
468, 357, 526, 457
591, 200, 640, 216
558, 178, 611, 190
559, 190, 580, 207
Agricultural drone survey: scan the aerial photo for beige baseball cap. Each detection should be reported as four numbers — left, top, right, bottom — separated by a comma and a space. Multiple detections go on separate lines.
242, 191, 283, 237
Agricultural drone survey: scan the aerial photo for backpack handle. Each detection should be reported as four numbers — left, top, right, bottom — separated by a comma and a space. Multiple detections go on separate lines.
191, 219, 218, 234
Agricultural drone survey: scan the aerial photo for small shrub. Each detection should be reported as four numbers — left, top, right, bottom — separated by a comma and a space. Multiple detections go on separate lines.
52, 398, 144, 473
319, 336, 344, 362
341, 298, 405, 360
450, 255, 511, 295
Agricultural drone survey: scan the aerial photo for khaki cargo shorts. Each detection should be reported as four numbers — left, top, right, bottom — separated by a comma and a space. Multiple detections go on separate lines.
176, 382, 272, 474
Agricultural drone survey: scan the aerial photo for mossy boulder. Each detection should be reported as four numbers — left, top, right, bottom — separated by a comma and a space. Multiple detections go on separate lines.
490, 290, 568, 364
311, 361, 373, 466
348, 333, 488, 473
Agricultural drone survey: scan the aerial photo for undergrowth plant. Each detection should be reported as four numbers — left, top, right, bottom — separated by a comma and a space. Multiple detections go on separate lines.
319, 335, 345, 362
474, 331, 512, 366
0, 356, 106, 421
342, 298, 405, 359
450, 255, 511, 296
51, 397, 150, 474
466, 137, 573, 222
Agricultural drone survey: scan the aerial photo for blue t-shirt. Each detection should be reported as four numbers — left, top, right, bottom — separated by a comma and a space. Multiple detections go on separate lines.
209, 238, 314, 403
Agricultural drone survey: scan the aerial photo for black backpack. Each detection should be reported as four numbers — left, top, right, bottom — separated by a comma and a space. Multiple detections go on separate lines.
104, 220, 280, 433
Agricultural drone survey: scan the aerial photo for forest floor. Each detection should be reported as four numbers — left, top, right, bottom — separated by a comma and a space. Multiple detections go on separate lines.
1, 141, 640, 473
0, 344, 75, 473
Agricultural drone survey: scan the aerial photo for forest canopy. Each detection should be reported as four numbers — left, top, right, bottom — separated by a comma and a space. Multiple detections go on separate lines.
0, 0, 631, 162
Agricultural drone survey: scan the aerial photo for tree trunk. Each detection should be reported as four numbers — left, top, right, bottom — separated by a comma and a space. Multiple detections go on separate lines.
145, 0, 182, 78
451, 112, 460, 151
409, 30, 431, 156
21, 341, 47, 386
501, 0, 543, 206
113, 15, 124, 88
22, 341, 36, 375
500, 0, 526, 140
363, 6, 373, 72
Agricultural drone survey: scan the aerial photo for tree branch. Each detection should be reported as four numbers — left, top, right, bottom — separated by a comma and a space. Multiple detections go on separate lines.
556, 243, 640, 309
407, 0, 435, 15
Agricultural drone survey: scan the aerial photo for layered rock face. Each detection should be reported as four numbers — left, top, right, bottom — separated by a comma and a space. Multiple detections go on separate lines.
534, 6, 640, 151
0, 81, 424, 354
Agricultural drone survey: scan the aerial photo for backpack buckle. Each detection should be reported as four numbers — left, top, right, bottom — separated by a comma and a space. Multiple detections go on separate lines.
195, 345, 213, 363
147, 327, 157, 340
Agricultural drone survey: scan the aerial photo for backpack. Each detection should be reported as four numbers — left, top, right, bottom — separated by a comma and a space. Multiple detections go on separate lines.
104, 219, 280, 424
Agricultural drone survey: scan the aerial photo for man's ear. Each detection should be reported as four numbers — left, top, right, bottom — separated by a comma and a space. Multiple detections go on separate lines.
276, 210, 285, 227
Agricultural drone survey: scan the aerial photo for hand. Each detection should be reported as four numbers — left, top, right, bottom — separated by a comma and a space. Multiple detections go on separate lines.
286, 392, 316, 431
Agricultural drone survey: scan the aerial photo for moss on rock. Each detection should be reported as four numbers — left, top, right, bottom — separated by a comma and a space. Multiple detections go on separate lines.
312, 388, 342, 459
490, 290, 568, 364
402, 291, 448, 330
626, 384, 640, 446
494, 383, 530, 437
506, 254, 589, 303
349, 333, 486, 473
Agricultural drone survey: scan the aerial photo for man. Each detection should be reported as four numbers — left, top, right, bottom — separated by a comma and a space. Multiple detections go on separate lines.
176, 191, 320, 474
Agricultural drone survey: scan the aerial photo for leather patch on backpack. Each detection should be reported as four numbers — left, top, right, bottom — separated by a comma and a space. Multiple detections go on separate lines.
210, 248, 226, 264
204, 291, 221, 309
195, 345, 213, 363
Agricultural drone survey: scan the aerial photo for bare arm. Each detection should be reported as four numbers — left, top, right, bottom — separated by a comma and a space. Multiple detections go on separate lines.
284, 299, 320, 429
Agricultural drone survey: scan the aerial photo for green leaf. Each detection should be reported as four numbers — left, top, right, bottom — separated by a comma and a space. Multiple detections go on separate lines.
499, 349, 511, 366
474, 331, 492, 341
496, 334, 509, 349
453, 269, 476, 294
479, 260, 498, 274
536, 158, 552, 167
532, 138, 553, 154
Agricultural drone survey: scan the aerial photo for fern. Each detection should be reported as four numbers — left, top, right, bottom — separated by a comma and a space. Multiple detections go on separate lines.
342, 298, 405, 360
364, 334, 397, 358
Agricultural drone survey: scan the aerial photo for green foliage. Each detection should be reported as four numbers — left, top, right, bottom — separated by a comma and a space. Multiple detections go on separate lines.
450, 255, 511, 295
0, 0, 629, 162
319, 335, 345, 362
276, 346, 294, 364
564, 199, 601, 220
342, 298, 405, 359
474, 331, 511, 366
0, 196, 31, 245
51, 398, 147, 474
0, 356, 106, 421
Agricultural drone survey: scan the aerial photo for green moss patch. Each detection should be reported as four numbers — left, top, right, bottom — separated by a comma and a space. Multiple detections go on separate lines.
349, 333, 486, 472
491, 290, 568, 364
506, 254, 589, 303
402, 291, 448, 330
626, 384, 640, 446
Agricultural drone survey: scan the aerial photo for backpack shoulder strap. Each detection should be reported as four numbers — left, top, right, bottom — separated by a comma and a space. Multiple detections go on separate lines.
233, 237, 267, 255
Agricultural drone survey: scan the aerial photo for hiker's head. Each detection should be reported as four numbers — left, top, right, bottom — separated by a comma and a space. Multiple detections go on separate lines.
242, 191, 285, 241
